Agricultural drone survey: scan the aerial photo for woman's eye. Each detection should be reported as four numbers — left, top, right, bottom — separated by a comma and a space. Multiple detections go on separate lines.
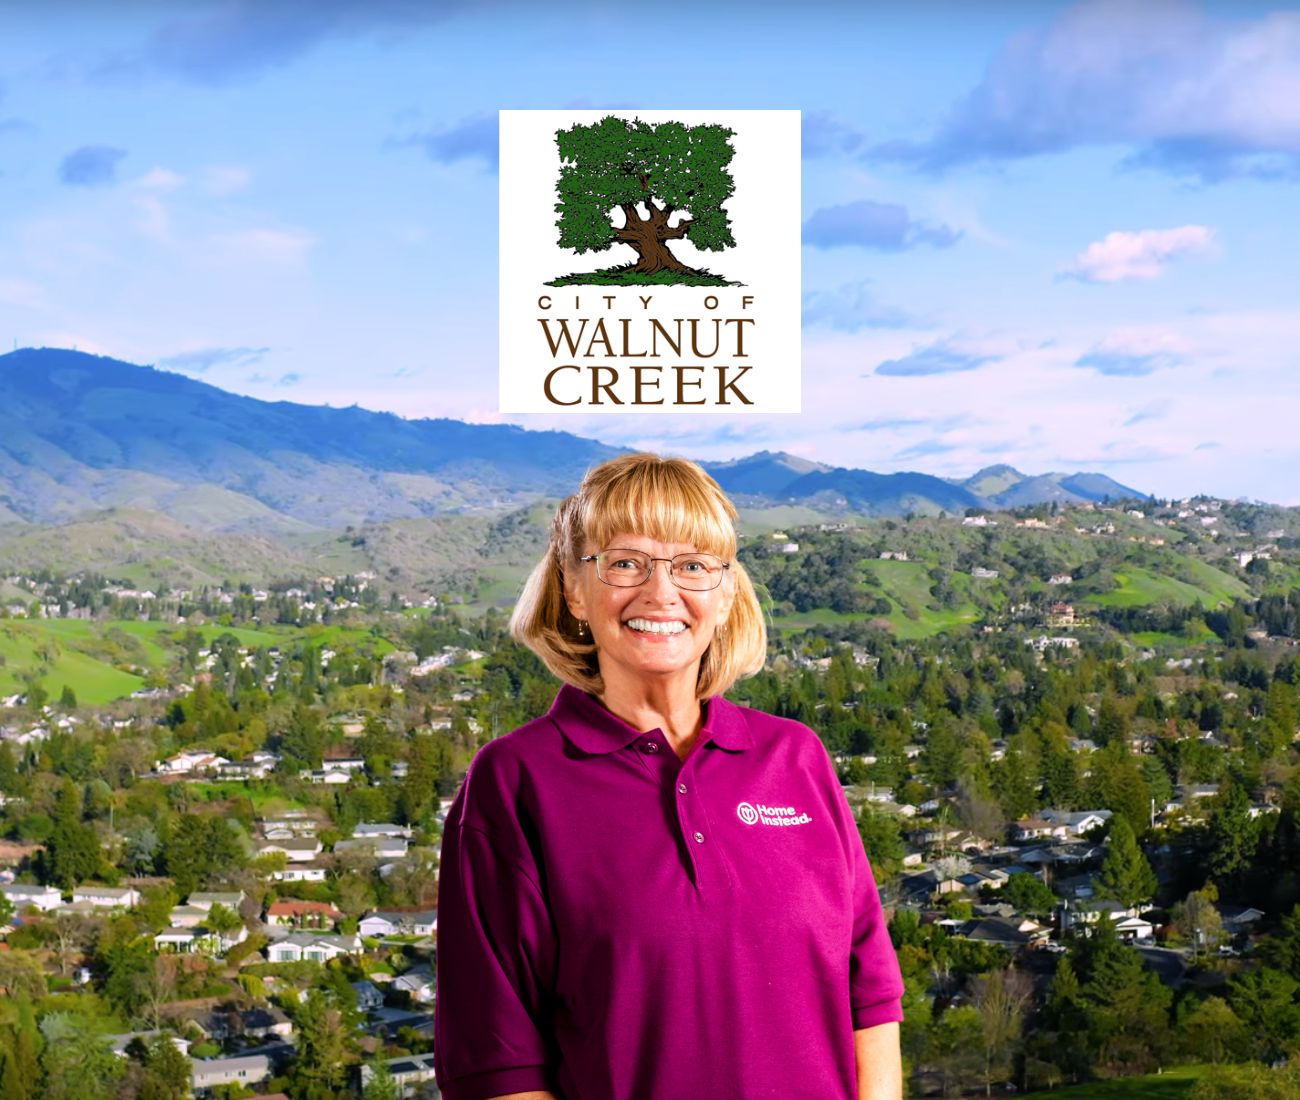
679, 559, 706, 572
611, 558, 641, 570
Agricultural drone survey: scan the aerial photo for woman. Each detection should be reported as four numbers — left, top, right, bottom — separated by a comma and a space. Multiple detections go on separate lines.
434, 453, 903, 1100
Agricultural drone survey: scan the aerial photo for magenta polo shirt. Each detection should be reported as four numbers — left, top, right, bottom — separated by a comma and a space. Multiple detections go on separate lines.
434, 683, 904, 1100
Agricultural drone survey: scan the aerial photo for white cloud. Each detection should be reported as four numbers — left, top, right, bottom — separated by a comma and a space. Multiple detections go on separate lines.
133, 167, 186, 192
208, 226, 316, 265
879, 0, 1300, 180
0, 276, 46, 310
1064, 225, 1213, 283
204, 165, 251, 196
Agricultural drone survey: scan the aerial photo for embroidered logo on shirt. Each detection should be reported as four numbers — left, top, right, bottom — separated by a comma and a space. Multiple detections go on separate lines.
736, 801, 812, 827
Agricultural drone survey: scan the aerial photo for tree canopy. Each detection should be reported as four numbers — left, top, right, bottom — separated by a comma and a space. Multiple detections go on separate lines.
554, 116, 736, 275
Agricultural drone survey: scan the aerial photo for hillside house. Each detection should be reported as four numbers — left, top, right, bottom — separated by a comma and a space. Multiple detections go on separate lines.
269, 862, 329, 884
264, 932, 360, 963
257, 837, 323, 863
357, 1052, 437, 1098
72, 885, 140, 909
0, 883, 62, 911
359, 909, 437, 938
191, 1054, 273, 1093
265, 900, 343, 930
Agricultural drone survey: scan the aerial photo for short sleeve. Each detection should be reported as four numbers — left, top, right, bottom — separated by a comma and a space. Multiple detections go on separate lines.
434, 773, 560, 1100
821, 748, 905, 1029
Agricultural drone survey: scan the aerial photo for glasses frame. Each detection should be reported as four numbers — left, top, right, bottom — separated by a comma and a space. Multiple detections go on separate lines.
579, 549, 731, 591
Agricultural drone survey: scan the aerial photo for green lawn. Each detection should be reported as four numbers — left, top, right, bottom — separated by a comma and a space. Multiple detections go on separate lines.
1020, 1064, 1208, 1099
0, 617, 399, 706
1089, 561, 1248, 610
861, 560, 982, 639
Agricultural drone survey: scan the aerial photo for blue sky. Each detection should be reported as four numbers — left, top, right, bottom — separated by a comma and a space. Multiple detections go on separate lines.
2, 0, 1298, 503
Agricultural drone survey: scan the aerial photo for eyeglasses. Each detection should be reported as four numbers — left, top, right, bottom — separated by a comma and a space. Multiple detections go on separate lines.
579, 549, 730, 591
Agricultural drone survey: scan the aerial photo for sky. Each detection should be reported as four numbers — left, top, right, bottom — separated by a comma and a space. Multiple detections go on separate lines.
1, 0, 1298, 504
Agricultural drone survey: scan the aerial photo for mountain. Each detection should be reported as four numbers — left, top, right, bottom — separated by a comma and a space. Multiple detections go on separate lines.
955, 465, 1147, 508
0, 349, 1149, 540
0, 348, 620, 528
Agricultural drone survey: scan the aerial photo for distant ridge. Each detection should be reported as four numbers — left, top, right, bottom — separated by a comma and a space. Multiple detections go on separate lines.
0, 348, 1147, 531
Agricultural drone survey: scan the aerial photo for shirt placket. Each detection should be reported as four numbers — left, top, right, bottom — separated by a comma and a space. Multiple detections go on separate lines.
631, 733, 722, 893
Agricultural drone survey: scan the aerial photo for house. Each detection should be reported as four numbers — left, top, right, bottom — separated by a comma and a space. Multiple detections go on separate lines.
72, 885, 140, 909
0, 883, 62, 911
154, 927, 202, 953
270, 862, 329, 884
352, 823, 413, 840
108, 1031, 190, 1058
360, 909, 437, 938
971, 566, 999, 579
188, 890, 246, 912
357, 1052, 438, 1098
1047, 602, 1077, 626
239, 1006, 294, 1041
257, 837, 323, 863
351, 980, 384, 1012
191, 1054, 273, 1092
264, 932, 360, 963
954, 917, 1036, 948
334, 836, 408, 860
168, 904, 211, 928
391, 964, 434, 1005
265, 900, 343, 930
158, 751, 229, 776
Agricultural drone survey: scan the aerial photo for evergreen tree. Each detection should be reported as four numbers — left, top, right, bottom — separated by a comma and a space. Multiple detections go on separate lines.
1094, 815, 1157, 908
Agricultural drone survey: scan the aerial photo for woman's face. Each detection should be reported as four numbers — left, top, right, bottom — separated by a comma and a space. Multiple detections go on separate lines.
565, 531, 735, 697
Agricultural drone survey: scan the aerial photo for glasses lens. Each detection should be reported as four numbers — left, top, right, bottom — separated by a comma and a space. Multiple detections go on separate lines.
671, 553, 725, 590
597, 551, 652, 586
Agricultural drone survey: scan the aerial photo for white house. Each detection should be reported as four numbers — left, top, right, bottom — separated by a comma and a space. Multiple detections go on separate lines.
264, 932, 361, 963
72, 885, 140, 909
360, 909, 437, 938
352, 823, 413, 840
257, 837, 323, 863
190, 1054, 272, 1092
271, 862, 329, 883
187, 890, 246, 911
358, 1052, 437, 1098
335, 836, 408, 860
0, 883, 62, 911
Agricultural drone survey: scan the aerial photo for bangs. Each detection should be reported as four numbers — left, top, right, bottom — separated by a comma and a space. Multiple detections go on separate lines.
577, 457, 737, 560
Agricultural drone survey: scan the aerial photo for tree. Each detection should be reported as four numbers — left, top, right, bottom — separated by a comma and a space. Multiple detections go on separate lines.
553, 116, 736, 277
857, 808, 905, 888
38, 1015, 123, 1100
1170, 885, 1226, 957
361, 1061, 399, 1100
1001, 872, 1057, 917
290, 990, 355, 1098
1094, 815, 1157, 908
973, 968, 1031, 1096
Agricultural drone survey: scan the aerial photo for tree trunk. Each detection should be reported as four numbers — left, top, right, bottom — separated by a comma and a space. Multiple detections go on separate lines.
617, 200, 697, 275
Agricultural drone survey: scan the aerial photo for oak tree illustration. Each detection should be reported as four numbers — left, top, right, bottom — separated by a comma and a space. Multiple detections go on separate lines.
549, 116, 740, 286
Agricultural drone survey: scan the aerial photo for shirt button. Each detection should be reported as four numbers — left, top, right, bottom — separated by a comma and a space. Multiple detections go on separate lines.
643, 741, 659, 754
693, 831, 705, 844
678, 783, 688, 795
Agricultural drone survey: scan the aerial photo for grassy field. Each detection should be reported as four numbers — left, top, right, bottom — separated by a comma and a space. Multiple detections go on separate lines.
0, 617, 399, 706
1020, 1064, 1208, 1099
1088, 563, 1248, 610
863, 560, 982, 639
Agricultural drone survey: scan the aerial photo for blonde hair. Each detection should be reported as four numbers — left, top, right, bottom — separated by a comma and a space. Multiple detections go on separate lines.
511, 453, 767, 698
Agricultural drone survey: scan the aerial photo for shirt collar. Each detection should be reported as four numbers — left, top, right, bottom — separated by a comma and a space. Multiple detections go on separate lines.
549, 682, 754, 755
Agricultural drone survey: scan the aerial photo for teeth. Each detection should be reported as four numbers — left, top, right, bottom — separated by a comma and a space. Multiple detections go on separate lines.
626, 618, 687, 635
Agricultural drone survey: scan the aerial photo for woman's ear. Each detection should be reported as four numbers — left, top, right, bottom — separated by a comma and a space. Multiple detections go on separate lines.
563, 562, 588, 622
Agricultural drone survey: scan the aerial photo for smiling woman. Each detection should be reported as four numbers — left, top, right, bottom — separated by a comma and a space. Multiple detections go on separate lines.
433, 453, 904, 1100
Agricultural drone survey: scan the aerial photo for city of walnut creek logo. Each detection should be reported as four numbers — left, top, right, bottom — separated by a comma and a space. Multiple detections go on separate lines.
548, 116, 740, 287
737, 801, 813, 827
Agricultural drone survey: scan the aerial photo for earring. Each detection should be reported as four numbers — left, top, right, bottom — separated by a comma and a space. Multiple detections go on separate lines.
576, 619, 589, 639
